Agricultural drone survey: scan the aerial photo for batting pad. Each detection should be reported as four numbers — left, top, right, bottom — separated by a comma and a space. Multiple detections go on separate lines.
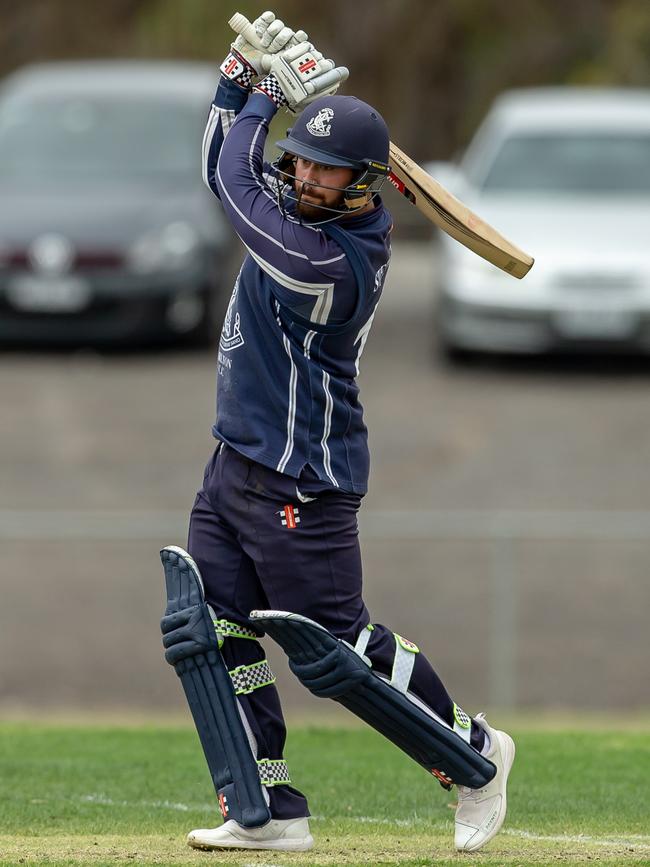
160, 546, 270, 827
250, 610, 496, 790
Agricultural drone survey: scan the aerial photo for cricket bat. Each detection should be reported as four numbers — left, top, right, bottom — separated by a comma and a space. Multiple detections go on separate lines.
228, 13, 534, 279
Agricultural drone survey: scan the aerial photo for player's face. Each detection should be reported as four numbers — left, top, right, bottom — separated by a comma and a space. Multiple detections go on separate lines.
293, 158, 355, 219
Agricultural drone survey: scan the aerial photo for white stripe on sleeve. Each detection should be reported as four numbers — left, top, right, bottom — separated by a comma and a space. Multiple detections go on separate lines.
310, 286, 334, 325
246, 247, 333, 296
311, 253, 346, 265
201, 106, 219, 187
221, 107, 236, 136
202, 106, 236, 188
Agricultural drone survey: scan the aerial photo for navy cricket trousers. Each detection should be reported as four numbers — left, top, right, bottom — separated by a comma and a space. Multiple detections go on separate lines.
188, 442, 457, 819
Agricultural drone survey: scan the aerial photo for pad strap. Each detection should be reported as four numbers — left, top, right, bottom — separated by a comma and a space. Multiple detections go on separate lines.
391, 633, 419, 693
452, 703, 472, 744
214, 618, 260, 643
257, 758, 291, 786
250, 609, 497, 790
230, 659, 276, 695
353, 626, 418, 693
353, 624, 374, 658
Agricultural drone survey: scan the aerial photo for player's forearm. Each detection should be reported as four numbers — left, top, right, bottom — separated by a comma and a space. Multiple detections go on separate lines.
214, 93, 353, 300
201, 75, 250, 199
213, 91, 278, 231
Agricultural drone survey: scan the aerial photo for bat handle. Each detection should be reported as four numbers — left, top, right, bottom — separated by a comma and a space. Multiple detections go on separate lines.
228, 13, 266, 51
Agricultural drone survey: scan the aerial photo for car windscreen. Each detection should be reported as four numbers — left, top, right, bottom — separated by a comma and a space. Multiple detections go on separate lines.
0, 93, 206, 185
478, 133, 650, 194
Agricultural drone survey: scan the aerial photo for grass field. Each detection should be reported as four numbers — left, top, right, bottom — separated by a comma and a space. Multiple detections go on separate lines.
0, 719, 648, 866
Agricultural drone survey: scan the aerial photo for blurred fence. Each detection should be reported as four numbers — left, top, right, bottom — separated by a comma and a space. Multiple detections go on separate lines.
1, 507, 647, 713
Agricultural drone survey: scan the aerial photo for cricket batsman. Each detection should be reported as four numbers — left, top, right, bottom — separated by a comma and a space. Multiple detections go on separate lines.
160, 10, 515, 854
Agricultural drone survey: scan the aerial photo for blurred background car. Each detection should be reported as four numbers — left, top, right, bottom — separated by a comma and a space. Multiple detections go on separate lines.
0, 60, 233, 346
429, 87, 650, 358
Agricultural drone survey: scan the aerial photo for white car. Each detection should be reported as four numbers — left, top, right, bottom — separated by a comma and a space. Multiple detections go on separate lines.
430, 87, 650, 356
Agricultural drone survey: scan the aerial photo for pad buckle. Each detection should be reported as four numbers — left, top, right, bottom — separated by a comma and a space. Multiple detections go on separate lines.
257, 758, 291, 787
229, 660, 275, 695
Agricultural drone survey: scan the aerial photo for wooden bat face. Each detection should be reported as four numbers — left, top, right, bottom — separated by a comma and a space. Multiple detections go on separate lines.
388, 144, 533, 278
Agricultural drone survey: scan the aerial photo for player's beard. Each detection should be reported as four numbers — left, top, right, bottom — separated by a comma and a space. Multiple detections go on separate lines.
295, 185, 344, 221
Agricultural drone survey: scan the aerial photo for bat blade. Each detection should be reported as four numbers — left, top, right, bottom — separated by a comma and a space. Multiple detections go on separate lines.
388, 143, 534, 278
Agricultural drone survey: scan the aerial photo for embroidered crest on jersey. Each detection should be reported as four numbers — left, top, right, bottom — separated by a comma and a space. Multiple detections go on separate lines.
306, 107, 334, 137
278, 505, 300, 528
220, 277, 245, 352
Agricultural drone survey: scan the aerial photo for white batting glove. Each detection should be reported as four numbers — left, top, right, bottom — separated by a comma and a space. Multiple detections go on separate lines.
220, 11, 308, 89
255, 42, 349, 111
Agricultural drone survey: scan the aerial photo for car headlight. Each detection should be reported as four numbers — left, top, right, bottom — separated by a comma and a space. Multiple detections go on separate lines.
128, 221, 200, 273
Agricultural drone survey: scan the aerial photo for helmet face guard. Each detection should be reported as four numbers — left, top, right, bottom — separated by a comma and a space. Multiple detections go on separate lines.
272, 94, 391, 225
272, 150, 391, 225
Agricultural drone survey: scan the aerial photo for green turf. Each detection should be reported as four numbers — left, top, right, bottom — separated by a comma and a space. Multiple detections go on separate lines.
0, 721, 648, 866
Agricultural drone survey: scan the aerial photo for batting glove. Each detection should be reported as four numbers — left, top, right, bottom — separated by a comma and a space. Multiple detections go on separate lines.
254, 42, 349, 111
220, 10, 308, 90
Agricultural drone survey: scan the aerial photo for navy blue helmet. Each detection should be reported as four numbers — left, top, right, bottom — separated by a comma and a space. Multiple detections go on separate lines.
274, 95, 391, 221
276, 95, 390, 169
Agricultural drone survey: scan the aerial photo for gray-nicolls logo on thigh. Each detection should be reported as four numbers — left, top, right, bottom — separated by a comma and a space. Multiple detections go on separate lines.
306, 107, 334, 137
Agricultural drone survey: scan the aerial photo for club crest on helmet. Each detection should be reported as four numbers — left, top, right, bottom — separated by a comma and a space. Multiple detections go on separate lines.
306, 107, 334, 137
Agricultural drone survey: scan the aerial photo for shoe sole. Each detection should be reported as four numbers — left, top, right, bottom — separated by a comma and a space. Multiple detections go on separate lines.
187, 835, 314, 852
457, 731, 516, 853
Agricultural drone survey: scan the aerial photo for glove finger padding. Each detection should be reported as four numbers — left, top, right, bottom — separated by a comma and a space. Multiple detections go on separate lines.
227, 10, 309, 82
266, 25, 297, 53
256, 11, 276, 27
261, 18, 285, 46
259, 30, 312, 72
304, 65, 349, 96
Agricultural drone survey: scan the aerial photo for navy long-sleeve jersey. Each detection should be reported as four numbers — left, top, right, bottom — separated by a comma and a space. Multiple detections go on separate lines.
203, 77, 392, 495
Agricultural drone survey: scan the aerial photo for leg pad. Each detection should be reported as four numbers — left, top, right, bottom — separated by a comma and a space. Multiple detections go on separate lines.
161, 546, 271, 827
251, 609, 496, 789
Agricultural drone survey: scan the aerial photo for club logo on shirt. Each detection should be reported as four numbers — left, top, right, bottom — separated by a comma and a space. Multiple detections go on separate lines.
306, 107, 334, 137
220, 278, 245, 352
278, 504, 300, 528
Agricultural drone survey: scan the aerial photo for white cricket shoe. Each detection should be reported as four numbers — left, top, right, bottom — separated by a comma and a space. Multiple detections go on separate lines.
454, 713, 515, 852
187, 816, 313, 851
